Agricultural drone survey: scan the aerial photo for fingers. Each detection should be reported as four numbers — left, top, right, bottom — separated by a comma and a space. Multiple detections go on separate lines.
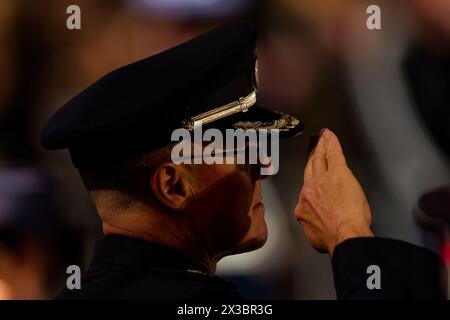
322, 129, 347, 169
304, 132, 327, 181
312, 131, 327, 175
304, 128, 347, 182
305, 135, 319, 164
304, 135, 318, 182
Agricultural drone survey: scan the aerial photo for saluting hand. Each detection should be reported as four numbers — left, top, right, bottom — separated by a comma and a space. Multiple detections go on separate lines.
295, 129, 374, 255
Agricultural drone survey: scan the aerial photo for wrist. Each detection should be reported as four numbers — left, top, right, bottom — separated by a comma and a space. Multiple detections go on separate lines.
328, 225, 374, 256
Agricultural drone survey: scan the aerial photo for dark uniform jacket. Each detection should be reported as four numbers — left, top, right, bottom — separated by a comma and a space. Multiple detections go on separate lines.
56, 235, 446, 300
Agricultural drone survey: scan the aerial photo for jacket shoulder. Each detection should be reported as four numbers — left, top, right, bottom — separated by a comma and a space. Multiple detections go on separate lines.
56, 265, 242, 300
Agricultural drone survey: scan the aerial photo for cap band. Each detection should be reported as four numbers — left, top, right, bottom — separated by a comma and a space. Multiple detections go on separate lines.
181, 90, 257, 131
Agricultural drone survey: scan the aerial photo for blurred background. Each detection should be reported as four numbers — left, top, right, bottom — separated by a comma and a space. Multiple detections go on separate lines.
0, 0, 448, 299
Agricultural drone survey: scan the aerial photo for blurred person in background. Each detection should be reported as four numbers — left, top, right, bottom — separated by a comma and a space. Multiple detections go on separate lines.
403, 0, 450, 282
403, 0, 450, 162
0, 1, 85, 299
0, 167, 81, 299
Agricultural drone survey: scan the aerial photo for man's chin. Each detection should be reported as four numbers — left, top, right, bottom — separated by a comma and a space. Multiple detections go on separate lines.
217, 230, 268, 262
233, 228, 268, 254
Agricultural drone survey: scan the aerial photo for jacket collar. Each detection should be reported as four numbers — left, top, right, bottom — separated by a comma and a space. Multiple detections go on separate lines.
90, 235, 209, 274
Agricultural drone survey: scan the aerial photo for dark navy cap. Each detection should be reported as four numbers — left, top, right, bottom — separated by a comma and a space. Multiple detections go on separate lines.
40, 22, 304, 168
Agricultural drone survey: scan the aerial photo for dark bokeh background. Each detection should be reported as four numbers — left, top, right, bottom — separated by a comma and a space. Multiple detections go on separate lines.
0, 0, 448, 299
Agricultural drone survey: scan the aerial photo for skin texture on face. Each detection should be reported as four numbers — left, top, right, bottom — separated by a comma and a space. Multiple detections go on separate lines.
184, 161, 268, 259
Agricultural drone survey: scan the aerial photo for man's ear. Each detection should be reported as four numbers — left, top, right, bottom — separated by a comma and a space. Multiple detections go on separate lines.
150, 163, 192, 211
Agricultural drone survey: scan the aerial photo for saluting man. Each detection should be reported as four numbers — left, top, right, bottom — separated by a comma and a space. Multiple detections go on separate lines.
41, 23, 446, 300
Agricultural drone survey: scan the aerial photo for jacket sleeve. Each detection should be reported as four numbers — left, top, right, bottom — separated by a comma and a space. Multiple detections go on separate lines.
331, 237, 447, 299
